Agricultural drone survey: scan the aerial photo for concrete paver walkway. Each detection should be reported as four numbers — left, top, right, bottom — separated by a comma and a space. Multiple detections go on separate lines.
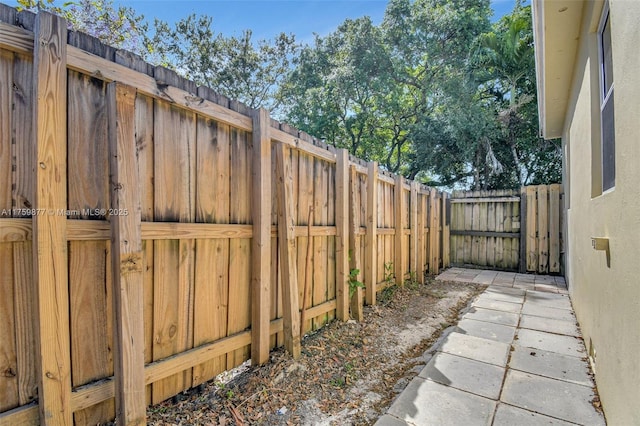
377, 268, 606, 426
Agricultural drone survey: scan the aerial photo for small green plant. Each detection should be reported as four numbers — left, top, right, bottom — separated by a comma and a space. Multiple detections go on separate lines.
329, 375, 346, 388
348, 267, 365, 297
405, 271, 419, 289
384, 261, 395, 285
225, 389, 235, 400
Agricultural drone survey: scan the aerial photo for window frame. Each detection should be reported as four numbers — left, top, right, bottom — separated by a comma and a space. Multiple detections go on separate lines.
597, 1, 615, 193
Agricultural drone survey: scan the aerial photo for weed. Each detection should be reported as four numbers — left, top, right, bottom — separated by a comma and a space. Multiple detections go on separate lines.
348, 267, 365, 298
329, 376, 346, 388
384, 262, 395, 285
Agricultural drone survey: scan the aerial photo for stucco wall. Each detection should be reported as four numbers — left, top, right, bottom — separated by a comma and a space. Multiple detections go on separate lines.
563, 1, 640, 423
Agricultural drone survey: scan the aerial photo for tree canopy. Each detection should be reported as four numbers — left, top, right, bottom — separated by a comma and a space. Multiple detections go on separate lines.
17, 0, 560, 190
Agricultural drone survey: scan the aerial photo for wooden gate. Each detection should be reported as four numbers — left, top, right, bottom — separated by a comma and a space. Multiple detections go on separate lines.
449, 185, 563, 273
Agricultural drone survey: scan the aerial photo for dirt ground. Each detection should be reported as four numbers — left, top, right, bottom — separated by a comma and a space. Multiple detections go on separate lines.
147, 278, 484, 425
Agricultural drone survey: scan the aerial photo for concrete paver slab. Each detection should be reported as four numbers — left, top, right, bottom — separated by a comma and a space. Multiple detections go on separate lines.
455, 318, 516, 344
418, 352, 505, 399
513, 282, 536, 291
462, 307, 520, 327
472, 298, 522, 313
486, 286, 525, 296
520, 314, 580, 337
516, 329, 586, 358
439, 332, 510, 367
381, 269, 601, 426
375, 414, 407, 426
386, 378, 496, 426
478, 291, 524, 304
501, 370, 605, 425
525, 291, 573, 311
510, 345, 593, 386
492, 403, 577, 426
521, 303, 575, 322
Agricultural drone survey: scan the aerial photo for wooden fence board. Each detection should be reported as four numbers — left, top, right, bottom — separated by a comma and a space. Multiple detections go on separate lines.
394, 176, 405, 285
107, 82, 146, 424
275, 143, 301, 358
193, 118, 230, 386
67, 68, 113, 425
11, 53, 35, 217
365, 162, 378, 305
335, 150, 349, 321
251, 108, 271, 365
526, 186, 538, 271
32, 12, 72, 425
549, 184, 561, 273
151, 100, 196, 404
538, 185, 549, 273
227, 128, 252, 369
0, 243, 17, 412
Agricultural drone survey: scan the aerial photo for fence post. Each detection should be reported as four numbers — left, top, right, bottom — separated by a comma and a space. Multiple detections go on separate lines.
417, 188, 426, 284
335, 149, 350, 321
428, 189, 439, 274
441, 192, 450, 268
274, 143, 301, 358
525, 186, 538, 272
107, 82, 146, 424
365, 162, 378, 305
394, 175, 405, 286
32, 11, 72, 425
519, 187, 527, 273
410, 182, 418, 279
348, 165, 364, 320
251, 108, 271, 365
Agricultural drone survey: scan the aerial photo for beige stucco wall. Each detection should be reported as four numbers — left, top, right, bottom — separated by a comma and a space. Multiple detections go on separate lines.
562, 1, 640, 423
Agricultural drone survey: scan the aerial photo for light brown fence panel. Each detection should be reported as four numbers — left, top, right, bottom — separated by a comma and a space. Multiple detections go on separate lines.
0, 6, 447, 424
449, 186, 563, 273
523, 184, 564, 274
449, 190, 521, 270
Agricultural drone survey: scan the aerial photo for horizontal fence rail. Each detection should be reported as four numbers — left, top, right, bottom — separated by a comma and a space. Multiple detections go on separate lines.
0, 7, 449, 425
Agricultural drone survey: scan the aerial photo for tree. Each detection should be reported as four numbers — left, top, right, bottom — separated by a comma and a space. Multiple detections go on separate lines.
17, 0, 149, 56
473, 2, 561, 187
150, 15, 298, 112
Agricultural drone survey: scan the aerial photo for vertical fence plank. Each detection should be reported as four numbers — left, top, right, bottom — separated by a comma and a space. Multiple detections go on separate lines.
365, 162, 378, 305
394, 175, 405, 286
549, 184, 561, 273
193, 118, 230, 385
409, 182, 418, 277
537, 185, 549, 273
275, 143, 301, 358
227, 128, 252, 368
348, 166, 363, 321
152, 96, 196, 403
335, 150, 349, 321
107, 82, 146, 425
441, 193, 450, 268
526, 186, 538, 271
417, 191, 426, 283
428, 189, 439, 274
32, 11, 72, 425
251, 108, 271, 365
519, 187, 527, 273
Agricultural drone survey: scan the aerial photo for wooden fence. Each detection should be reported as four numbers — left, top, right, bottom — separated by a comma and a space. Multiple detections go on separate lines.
449, 185, 563, 273
0, 8, 449, 425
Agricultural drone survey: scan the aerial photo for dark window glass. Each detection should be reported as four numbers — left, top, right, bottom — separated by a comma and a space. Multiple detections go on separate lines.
600, 8, 615, 191
602, 92, 615, 190
602, 14, 613, 96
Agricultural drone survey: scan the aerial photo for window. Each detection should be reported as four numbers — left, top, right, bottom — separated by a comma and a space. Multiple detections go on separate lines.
598, 4, 615, 191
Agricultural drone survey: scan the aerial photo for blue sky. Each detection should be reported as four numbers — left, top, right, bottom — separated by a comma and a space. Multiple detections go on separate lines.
8, 0, 518, 44
114, 0, 517, 43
